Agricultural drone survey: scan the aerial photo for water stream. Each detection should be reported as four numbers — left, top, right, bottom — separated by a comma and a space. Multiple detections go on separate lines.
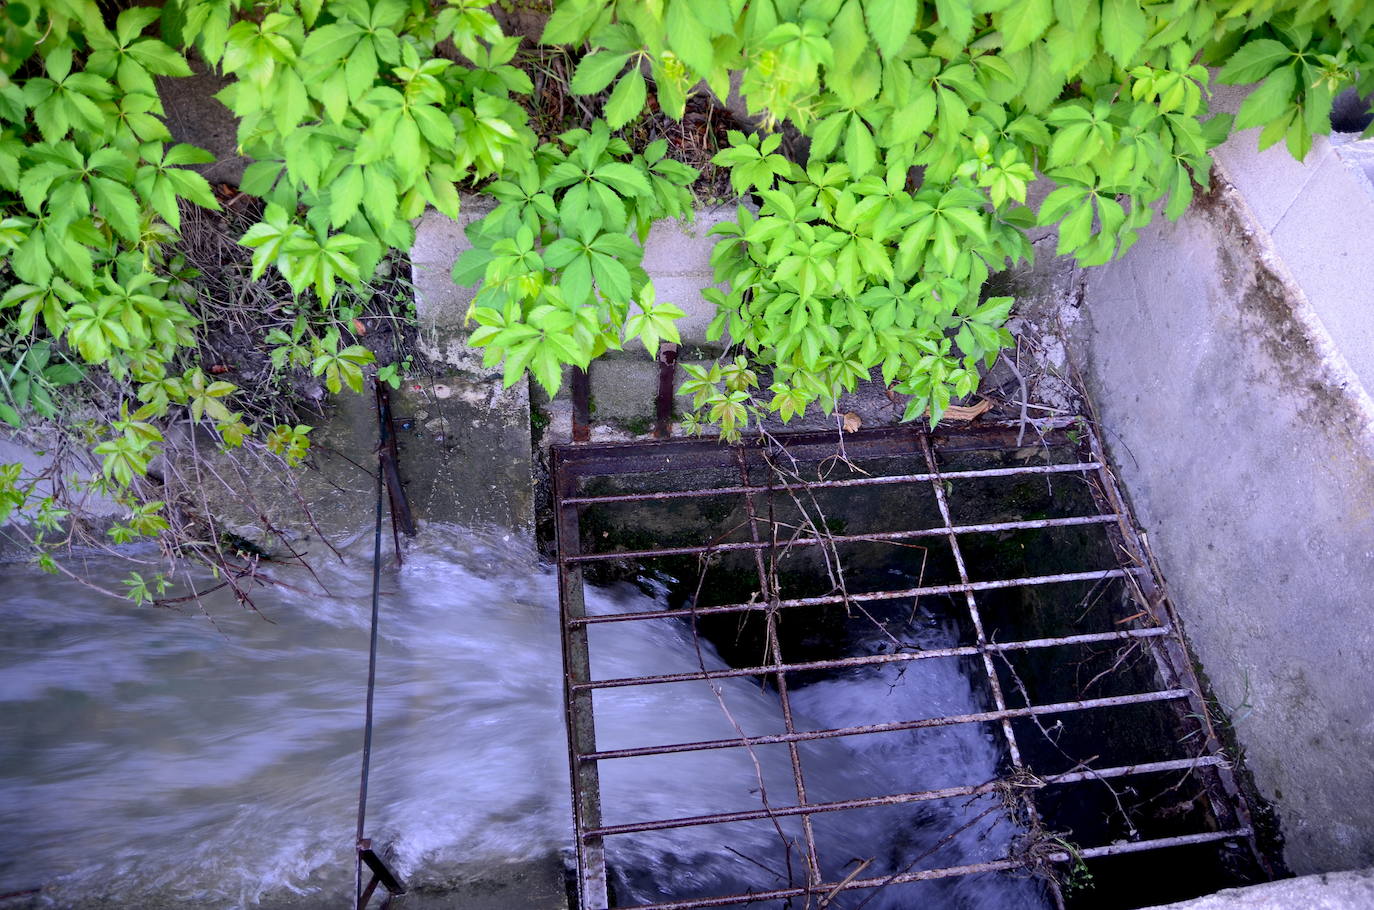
0, 527, 1048, 909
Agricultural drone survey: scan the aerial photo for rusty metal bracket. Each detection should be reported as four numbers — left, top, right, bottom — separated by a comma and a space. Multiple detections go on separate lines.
356, 839, 406, 910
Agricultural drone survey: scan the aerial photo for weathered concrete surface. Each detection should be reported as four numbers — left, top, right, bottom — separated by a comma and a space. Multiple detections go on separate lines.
1145, 867, 1374, 909
1066, 134, 1374, 874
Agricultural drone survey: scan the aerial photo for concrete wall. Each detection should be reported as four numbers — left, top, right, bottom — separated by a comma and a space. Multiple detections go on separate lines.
1065, 118, 1374, 874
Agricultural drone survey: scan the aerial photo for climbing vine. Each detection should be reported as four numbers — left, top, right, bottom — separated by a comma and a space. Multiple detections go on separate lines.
1, 0, 1372, 599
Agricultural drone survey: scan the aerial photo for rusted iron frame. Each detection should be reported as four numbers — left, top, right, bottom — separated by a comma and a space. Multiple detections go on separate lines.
733, 449, 823, 888
575, 627, 1172, 692
562, 513, 1119, 563
1081, 430, 1269, 874
586, 755, 1229, 838
595, 828, 1254, 910
355, 840, 405, 910
571, 567, 1147, 627
581, 687, 1195, 762
553, 420, 1082, 480
561, 460, 1103, 506
552, 447, 609, 908
552, 423, 1259, 908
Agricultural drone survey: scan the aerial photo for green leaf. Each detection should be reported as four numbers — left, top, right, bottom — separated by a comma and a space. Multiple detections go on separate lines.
91, 177, 142, 241
935, 0, 975, 45
594, 161, 652, 197
1235, 65, 1296, 130
571, 51, 630, 94
1001, 0, 1053, 54
329, 165, 365, 227
540, 0, 606, 44
1099, 0, 1146, 67
1218, 39, 1293, 85
604, 67, 647, 129
845, 116, 877, 177
864, 0, 918, 59
666, 0, 715, 77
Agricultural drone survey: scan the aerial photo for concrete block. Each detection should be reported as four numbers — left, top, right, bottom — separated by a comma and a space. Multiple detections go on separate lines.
587, 356, 709, 424
1144, 867, 1374, 910
411, 201, 497, 373
1212, 131, 1335, 235
639, 205, 740, 275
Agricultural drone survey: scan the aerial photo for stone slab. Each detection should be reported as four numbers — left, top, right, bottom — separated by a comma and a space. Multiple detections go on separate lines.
1145, 867, 1374, 910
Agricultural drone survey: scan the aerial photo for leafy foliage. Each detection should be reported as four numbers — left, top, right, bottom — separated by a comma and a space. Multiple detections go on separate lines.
544, 0, 1374, 434
1, 0, 1373, 597
455, 121, 697, 394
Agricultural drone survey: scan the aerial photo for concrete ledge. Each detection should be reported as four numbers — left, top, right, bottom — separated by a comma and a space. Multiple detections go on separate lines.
1209, 86, 1374, 403
1146, 867, 1374, 909
1074, 142, 1374, 873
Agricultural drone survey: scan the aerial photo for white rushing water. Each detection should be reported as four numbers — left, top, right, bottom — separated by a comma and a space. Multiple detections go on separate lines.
0, 527, 1048, 909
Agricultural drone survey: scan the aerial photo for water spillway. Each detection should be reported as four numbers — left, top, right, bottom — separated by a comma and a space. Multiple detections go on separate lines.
0, 527, 1041, 909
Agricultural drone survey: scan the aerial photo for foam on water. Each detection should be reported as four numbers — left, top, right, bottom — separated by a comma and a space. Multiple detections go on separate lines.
0, 527, 1047, 908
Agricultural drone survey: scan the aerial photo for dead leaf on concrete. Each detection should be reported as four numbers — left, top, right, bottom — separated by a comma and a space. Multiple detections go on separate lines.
842, 412, 862, 433
942, 399, 993, 422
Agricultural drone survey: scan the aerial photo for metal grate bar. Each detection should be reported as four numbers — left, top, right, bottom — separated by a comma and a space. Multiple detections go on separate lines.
572, 567, 1145, 626
562, 513, 1119, 563
552, 448, 609, 909
585, 755, 1230, 838
562, 460, 1102, 506
734, 450, 823, 887
576, 626, 1172, 691
581, 688, 1194, 762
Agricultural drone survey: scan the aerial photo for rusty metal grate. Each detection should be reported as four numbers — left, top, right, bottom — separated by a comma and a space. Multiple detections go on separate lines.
552, 420, 1262, 910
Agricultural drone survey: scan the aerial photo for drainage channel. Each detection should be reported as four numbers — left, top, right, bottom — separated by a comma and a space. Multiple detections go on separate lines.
551, 420, 1268, 909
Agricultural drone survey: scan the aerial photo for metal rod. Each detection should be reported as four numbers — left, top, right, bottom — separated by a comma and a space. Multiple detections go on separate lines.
736, 450, 822, 887
581, 688, 1194, 762
585, 756, 1229, 838
919, 432, 1026, 765
595, 828, 1253, 910
562, 513, 1120, 563
917, 430, 1065, 905
572, 567, 1145, 626
575, 627, 1172, 691
654, 343, 678, 439
561, 461, 1103, 506
571, 366, 591, 443
355, 394, 387, 909
1084, 429, 1270, 873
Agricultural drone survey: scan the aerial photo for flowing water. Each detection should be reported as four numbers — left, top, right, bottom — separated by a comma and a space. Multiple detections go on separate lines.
0, 527, 1048, 909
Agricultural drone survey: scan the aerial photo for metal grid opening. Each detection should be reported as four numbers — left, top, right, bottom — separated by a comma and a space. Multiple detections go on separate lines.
553, 421, 1262, 910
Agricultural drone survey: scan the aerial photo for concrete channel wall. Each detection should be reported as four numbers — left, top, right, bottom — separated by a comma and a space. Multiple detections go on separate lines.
1064, 114, 1374, 875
